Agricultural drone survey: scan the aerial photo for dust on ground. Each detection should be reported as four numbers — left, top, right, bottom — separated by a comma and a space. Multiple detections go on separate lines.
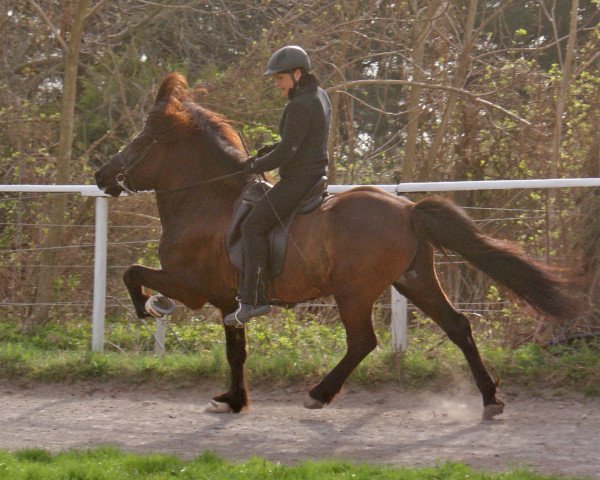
0, 381, 598, 478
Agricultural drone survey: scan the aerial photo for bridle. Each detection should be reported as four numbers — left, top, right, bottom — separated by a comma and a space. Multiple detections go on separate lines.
115, 135, 159, 194
114, 135, 248, 196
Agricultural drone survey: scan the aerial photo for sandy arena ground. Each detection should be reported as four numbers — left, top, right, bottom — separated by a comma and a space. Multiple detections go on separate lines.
1, 382, 598, 478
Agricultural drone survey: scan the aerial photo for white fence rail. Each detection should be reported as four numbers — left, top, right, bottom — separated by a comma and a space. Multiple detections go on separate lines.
2, 178, 600, 353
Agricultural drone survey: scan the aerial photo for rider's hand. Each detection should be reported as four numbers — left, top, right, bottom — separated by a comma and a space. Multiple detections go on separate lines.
244, 156, 257, 173
256, 143, 277, 157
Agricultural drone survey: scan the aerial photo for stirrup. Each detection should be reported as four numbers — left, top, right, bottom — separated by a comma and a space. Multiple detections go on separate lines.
224, 302, 271, 327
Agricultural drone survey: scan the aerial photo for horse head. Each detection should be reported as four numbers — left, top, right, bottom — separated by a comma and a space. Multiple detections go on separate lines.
95, 72, 246, 197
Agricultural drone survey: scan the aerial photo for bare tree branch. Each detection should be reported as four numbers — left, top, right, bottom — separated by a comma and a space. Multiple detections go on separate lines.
84, 0, 109, 22
27, 0, 68, 52
328, 79, 537, 129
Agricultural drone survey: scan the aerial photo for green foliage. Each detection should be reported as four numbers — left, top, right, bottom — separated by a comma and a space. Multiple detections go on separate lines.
0, 448, 584, 480
14, 449, 53, 463
487, 341, 600, 396
241, 123, 281, 155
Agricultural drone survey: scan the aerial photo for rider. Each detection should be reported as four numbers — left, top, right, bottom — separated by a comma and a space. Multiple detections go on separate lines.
224, 45, 332, 326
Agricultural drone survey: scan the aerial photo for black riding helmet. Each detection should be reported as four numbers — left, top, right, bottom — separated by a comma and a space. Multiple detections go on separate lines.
264, 45, 311, 75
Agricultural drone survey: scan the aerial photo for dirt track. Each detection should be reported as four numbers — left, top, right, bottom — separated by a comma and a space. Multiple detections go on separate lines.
1, 381, 598, 478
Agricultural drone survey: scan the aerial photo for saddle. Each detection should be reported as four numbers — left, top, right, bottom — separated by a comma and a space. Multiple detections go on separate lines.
226, 176, 329, 279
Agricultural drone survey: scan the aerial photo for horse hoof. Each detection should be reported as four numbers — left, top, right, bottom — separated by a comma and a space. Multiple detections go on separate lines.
145, 295, 175, 317
482, 403, 504, 420
303, 394, 324, 409
204, 400, 233, 413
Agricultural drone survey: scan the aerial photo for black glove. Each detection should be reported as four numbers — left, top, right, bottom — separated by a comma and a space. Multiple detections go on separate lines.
256, 143, 278, 157
244, 156, 257, 173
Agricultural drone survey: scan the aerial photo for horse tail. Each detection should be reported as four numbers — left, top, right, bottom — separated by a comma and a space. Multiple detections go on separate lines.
411, 195, 573, 320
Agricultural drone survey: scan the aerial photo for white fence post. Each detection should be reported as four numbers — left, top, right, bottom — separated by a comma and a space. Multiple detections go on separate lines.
391, 287, 408, 353
91, 196, 108, 352
154, 317, 167, 355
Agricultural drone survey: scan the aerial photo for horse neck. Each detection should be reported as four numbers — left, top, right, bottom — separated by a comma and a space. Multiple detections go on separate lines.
153, 137, 247, 231
155, 177, 245, 233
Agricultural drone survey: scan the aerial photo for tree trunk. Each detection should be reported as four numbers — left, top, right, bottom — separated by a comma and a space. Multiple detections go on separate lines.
27, 0, 91, 332
419, 0, 477, 181
327, 91, 339, 184
403, 0, 442, 182
543, 0, 579, 288
580, 118, 600, 323
552, 0, 579, 176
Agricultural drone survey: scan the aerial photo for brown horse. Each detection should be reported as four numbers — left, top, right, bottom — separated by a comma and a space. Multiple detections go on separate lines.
95, 73, 572, 419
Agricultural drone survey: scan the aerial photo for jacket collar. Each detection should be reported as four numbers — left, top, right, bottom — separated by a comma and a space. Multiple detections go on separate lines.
288, 74, 319, 100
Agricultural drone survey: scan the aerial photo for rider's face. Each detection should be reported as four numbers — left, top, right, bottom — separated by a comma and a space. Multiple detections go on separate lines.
274, 70, 301, 97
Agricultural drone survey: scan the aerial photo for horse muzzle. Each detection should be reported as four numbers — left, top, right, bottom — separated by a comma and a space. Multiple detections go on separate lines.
94, 169, 124, 197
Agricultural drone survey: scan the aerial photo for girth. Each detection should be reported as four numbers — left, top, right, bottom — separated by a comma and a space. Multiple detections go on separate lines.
226, 176, 329, 279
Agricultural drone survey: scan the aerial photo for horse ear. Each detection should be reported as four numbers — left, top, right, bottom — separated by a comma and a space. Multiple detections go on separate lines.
155, 73, 189, 103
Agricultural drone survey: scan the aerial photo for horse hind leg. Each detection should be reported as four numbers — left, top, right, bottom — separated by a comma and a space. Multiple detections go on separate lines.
306, 295, 378, 408
394, 248, 504, 420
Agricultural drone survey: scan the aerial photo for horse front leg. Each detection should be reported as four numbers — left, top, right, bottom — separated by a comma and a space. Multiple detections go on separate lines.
123, 264, 200, 318
207, 317, 249, 413
124, 265, 249, 413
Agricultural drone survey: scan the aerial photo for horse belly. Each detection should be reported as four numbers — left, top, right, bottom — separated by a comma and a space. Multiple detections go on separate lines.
272, 213, 333, 301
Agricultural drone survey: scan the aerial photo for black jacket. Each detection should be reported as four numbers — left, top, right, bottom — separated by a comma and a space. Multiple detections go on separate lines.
251, 77, 331, 178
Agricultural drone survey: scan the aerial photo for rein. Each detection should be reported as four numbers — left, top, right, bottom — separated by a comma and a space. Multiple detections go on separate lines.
154, 170, 248, 195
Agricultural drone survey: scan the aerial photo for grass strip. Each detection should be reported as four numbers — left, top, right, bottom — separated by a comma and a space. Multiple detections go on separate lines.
0, 447, 590, 480
0, 317, 598, 394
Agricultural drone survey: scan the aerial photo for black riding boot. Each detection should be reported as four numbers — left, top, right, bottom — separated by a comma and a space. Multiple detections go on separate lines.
224, 267, 271, 327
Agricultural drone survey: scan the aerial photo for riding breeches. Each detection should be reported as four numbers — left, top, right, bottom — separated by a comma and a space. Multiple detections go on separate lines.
239, 175, 322, 304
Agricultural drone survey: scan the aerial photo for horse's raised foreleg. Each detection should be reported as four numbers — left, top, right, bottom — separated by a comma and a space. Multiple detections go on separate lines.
123, 265, 201, 318
306, 297, 377, 408
208, 318, 249, 413
124, 265, 248, 413
393, 246, 504, 419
